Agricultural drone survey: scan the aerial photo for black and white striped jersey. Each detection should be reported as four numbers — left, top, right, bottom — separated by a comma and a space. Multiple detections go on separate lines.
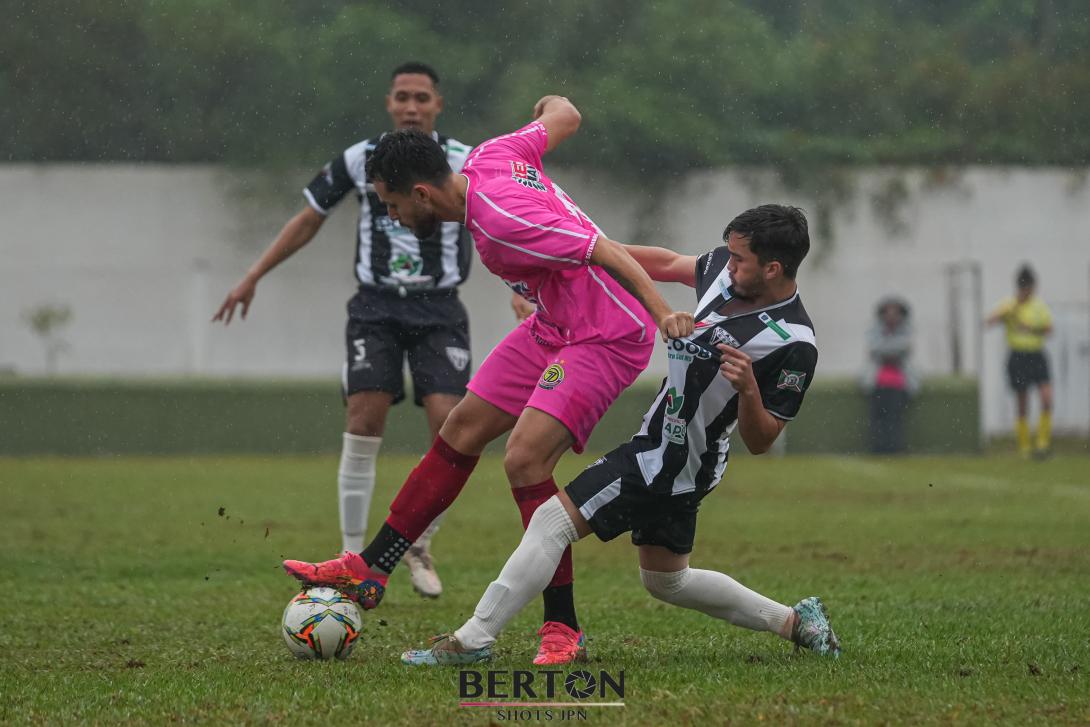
303, 131, 473, 290
629, 246, 818, 496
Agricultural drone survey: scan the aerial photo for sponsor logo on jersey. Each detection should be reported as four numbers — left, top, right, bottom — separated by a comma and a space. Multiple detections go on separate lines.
510, 161, 547, 192
667, 338, 715, 362
710, 327, 740, 348
319, 162, 334, 187
391, 253, 423, 276
538, 363, 565, 390
663, 386, 687, 444
665, 387, 685, 415
445, 347, 470, 372
777, 369, 807, 392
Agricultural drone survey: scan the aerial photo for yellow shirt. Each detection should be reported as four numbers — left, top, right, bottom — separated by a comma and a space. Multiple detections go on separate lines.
992, 296, 1052, 352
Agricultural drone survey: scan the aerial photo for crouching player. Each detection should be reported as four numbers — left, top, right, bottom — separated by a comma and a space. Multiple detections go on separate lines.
402, 204, 840, 665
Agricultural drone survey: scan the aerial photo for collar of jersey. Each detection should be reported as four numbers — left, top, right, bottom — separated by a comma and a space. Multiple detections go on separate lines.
689, 287, 800, 343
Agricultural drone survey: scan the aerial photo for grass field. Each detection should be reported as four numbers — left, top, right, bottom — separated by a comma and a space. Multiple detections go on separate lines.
2, 453, 1088, 725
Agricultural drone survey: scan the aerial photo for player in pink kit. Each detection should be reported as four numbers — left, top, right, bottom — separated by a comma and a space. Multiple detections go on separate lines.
283, 95, 693, 664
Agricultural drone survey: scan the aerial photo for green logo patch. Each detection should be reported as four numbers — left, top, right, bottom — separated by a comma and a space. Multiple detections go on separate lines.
391, 253, 423, 276
665, 387, 685, 416
777, 369, 807, 392
759, 312, 791, 341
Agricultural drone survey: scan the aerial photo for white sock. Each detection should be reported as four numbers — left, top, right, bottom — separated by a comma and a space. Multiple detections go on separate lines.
639, 567, 793, 635
412, 511, 445, 551
455, 496, 579, 649
338, 433, 381, 553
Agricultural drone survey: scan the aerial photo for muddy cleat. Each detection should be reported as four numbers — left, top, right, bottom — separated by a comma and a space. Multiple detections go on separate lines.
791, 596, 841, 658
533, 621, 587, 665
282, 551, 388, 609
403, 545, 442, 599
401, 633, 492, 666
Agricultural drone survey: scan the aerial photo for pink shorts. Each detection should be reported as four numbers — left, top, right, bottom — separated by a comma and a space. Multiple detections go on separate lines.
468, 322, 654, 453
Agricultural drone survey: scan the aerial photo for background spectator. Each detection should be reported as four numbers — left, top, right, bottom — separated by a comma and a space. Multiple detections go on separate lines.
863, 297, 917, 454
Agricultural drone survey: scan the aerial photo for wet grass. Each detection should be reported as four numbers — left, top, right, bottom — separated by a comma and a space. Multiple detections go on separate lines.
1, 453, 1088, 725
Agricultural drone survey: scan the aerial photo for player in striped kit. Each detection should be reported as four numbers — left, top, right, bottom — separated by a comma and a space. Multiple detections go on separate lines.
215, 63, 479, 598
400, 204, 841, 665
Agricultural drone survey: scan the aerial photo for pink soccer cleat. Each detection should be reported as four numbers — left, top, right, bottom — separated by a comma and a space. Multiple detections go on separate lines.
283, 551, 388, 609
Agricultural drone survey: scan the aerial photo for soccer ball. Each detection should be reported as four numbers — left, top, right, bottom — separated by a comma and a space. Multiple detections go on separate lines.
281, 587, 362, 660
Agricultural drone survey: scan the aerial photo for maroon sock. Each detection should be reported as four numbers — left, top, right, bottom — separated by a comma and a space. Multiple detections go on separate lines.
363, 436, 478, 572
512, 478, 574, 588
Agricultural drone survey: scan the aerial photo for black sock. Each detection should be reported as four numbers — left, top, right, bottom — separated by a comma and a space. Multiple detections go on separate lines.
543, 583, 579, 632
360, 523, 412, 574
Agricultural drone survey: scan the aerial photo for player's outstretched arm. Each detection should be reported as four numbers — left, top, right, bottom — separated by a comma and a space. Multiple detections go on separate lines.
532, 95, 581, 154
591, 236, 694, 341
213, 206, 325, 324
622, 245, 699, 287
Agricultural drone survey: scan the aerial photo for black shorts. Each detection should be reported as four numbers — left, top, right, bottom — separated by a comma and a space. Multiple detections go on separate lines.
344, 287, 471, 406
564, 445, 711, 555
1007, 351, 1050, 392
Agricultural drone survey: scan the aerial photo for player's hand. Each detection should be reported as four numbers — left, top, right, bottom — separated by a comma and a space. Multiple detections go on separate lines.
718, 344, 757, 394
511, 294, 536, 322
657, 311, 695, 341
532, 95, 565, 120
213, 277, 257, 325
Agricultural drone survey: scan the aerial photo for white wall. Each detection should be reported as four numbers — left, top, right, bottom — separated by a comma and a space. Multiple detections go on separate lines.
2, 164, 1088, 436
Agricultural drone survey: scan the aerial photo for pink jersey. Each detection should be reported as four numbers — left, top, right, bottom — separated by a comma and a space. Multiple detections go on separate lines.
463, 121, 654, 346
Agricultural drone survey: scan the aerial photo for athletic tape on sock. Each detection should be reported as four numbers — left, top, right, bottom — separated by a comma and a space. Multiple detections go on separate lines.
339, 433, 381, 551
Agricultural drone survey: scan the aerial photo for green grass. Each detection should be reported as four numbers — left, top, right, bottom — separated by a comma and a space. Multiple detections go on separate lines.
2, 453, 1088, 725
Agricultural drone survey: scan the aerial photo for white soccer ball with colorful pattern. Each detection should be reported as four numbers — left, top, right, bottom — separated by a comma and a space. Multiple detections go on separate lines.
281, 587, 362, 660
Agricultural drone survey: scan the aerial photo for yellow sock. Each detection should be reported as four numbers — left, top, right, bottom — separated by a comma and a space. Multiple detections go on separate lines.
1036, 411, 1052, 451
1015, 417, 1031, 455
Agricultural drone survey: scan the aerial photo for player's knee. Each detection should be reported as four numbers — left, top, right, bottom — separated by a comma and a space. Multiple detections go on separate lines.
345, 395, 389, 437
345, 412, 382, 438
639, 568, 690, 603
503, 442, 545, 485
438, 403, 476, 444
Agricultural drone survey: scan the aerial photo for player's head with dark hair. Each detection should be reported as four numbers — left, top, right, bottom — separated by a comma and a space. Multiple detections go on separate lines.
391, 61, 439, 85
722, 204, 809, 299
366, 129, 453, 239
1016, 264, 1036, 290
387, 62, 444, 135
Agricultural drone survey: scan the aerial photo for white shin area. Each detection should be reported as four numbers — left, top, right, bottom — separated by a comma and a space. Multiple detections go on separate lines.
455, 496, 579, 650
338, 432, 381, 553
639, 567, 792, 635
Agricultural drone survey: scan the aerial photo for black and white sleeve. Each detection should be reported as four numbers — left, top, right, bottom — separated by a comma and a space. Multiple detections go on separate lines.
755, 342, 818, 421
303, 153, 356, 215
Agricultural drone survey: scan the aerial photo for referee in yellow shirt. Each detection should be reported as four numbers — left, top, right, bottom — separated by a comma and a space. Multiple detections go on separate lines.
986, 265, 1054, 457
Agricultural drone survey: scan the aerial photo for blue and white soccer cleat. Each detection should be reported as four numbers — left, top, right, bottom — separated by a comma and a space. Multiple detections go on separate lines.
401, 633, 492, 666
791, 596, 841, 658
